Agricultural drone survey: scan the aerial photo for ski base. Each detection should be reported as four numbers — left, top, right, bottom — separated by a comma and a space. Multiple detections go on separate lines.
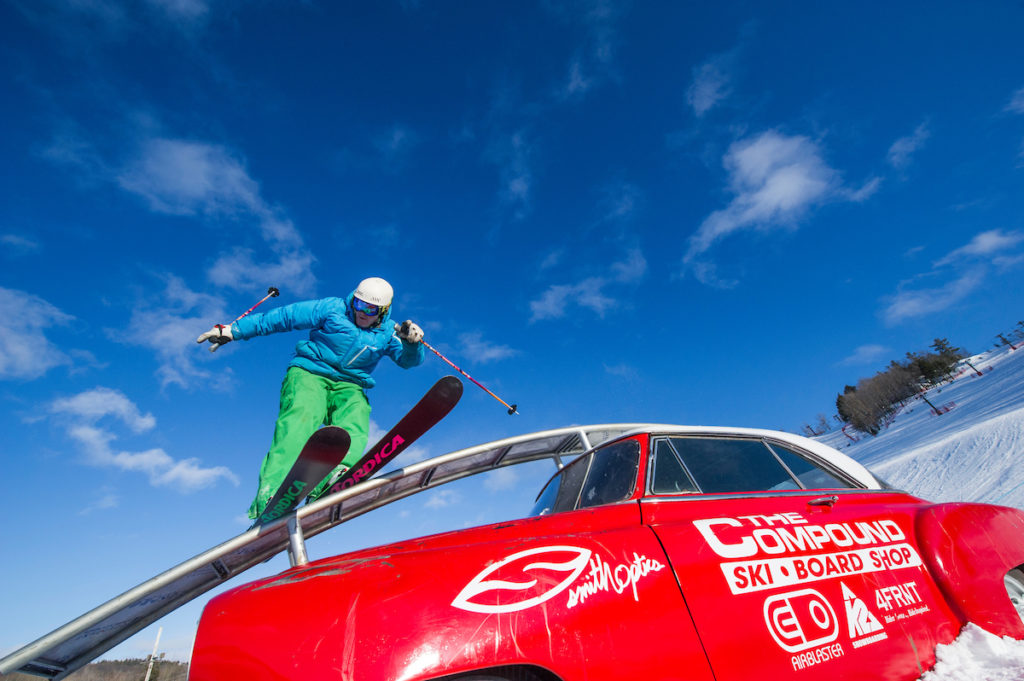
253, 426, 351, 526
309, 375, 463, 501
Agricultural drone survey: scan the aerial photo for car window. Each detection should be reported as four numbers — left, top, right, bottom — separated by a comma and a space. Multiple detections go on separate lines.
651, 439, 699, 494
663, 437, 799, 494
531, 454, 589, 516
766, 441, 855, 489
578, 440, 640, 508
531, 439, 640, 515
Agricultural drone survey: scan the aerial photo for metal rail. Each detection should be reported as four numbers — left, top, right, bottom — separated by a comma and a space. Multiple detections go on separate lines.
0, 424, 639, 679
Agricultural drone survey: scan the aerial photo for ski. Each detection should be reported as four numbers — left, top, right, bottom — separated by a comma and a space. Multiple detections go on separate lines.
309, 375, 463, 501
254, 426, 351, 526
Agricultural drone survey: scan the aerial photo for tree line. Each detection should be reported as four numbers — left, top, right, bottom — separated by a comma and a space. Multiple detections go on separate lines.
5, 659, 187, 681
833, 338, 967, 436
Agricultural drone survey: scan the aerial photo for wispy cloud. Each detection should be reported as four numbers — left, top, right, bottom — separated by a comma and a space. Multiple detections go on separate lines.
838, 344, 892, 367
0, 287, 74, 380
116, 274, 229, 390
51, 387, 157, 432
486, 130, 535, 221
604, 362, 639, 380
423, 488, 461, 509
373, 124, 419, 165
46, 129, 317, 296
49, 387, 239, 492
483, 467, 521, 492
1005, 86, 1024, 114
12, 0, 211, 39
596, 181, 641, 224
146, 0, 210, 23
80, 488, 120, 515
882, 228, 1024, 325
934, 229, 1024, 267
529, 248, 646, 322
685, 130, 879, 286
687, 54, 734, 117
117, 137, 304, 248
1, 234, 41, 256
881, 270, 984, 325
548, 0, 623, 100
887, 122, 931, 169
458, 332, 520, 364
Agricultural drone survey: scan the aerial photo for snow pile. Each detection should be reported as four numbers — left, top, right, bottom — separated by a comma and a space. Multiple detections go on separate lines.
921, 624, 1024, 681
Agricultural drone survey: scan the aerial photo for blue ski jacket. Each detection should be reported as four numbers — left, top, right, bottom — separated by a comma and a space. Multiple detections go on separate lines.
231, 292, 424, 389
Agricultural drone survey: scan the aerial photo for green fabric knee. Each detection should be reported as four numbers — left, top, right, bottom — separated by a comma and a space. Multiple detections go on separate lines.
247, 367, 370, 519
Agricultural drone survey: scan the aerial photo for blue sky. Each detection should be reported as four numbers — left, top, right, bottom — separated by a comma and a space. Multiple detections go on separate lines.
3, 0, 1024, 662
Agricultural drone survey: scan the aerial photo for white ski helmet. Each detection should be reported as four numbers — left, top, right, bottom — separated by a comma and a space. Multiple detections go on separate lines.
353, 277, 394, 309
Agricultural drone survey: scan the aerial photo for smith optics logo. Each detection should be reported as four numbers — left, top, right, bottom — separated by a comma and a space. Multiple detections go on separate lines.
763, 589, 839, 652
451, 546, 591, 614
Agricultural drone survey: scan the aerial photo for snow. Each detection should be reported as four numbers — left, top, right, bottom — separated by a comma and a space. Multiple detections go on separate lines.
921, 625, 1024, 681
814, 345, 1024, 679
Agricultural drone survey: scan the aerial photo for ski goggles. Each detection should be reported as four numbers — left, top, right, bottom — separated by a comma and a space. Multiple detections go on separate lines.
353, 298, 381, 316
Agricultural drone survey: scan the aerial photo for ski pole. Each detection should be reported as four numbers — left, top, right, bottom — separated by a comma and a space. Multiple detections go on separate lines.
399, 325, 518, 415
211, 286, 280, 344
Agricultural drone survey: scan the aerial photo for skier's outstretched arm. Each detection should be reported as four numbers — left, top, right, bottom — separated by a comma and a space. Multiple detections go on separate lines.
197, 298, 337, 352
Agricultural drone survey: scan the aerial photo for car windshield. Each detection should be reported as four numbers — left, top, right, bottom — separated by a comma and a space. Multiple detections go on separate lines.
650, 436, 856, 494
530, 439, 640, 516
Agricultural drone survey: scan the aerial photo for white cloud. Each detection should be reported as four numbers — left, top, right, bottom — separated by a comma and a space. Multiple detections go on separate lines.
51, 387, 156, 432
934, 229, 1024, 267
423, 488, 461, 509
0, 287, 74, 380
596, 182, 641, 224
530, 249, 646, 322
1, 234, 41, 255
50, 387, 239, 492
887, 122, 931, 169
483, 467, 520, 492
1005, 87, 1024, 114
373, 124, 418, 163
117, 138, 301, 247
880, 229, 1024, 325
146, 0, 209, 23
208, 247, 317, 298
688, 57, 733, 117
486, 131, 534, 221
117, 274, 228, 390
548, 0, 622, 100
610, 247, 646, 282
80, 489, 119, 515
838, 344, 892, 367
685, 131, 879, 281
458, 332, 520, 364
47, 130, 317, 296
881, 270, 984, 326
604, 362, 639, 380
530, 277, 612, 322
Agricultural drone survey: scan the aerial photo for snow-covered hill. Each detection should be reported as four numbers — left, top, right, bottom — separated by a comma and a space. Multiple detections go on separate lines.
814, 344, 1024, 679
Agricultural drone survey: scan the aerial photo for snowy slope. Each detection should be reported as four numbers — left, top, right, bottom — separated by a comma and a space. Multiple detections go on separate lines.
817, 344, 1024, 509
814, 344, 1024, 679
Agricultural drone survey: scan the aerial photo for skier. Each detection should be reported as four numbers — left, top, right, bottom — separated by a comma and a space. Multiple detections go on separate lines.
196, 277, 425, 519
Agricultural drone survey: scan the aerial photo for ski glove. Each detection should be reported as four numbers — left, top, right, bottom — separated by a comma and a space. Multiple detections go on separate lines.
196, 324, 233, 352
398, 320, 424, 344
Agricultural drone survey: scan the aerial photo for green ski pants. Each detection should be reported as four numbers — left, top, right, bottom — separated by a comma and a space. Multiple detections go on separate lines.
247, 366, 370, 519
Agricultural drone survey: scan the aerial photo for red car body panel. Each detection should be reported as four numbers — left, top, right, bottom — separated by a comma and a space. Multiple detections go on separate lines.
188, 430, 1024, 681
191, 503, 715, 681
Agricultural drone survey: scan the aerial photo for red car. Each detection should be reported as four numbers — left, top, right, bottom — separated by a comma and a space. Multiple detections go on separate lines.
188, 424, 1024, 681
